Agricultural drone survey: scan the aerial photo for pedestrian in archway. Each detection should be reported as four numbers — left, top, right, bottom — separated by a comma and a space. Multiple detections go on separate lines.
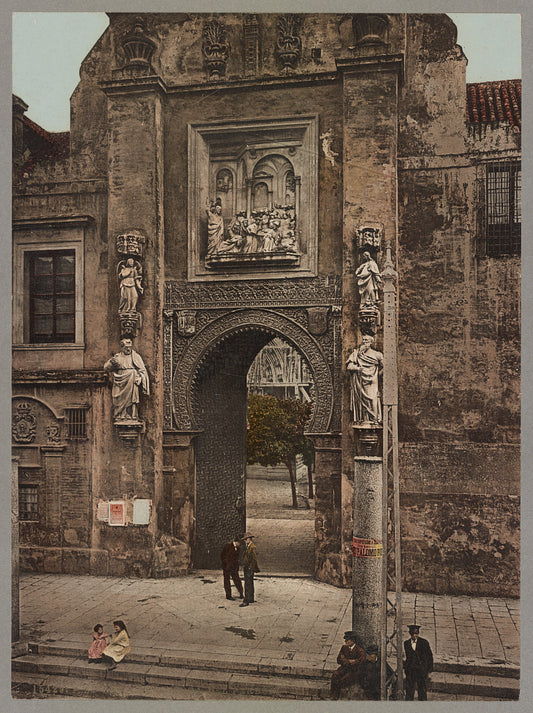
239, 532, 260, 606
220, 537, 244, 600
403, 624, 433, 700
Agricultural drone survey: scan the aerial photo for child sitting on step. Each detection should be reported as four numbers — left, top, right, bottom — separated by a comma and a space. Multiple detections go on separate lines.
88, 623, 109, 662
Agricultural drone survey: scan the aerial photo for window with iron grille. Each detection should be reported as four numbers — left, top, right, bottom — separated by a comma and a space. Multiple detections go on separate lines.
66, 408, 87, 438
28, 250, 76, 343
484, 160, 521, 257
19, 485, 39, 521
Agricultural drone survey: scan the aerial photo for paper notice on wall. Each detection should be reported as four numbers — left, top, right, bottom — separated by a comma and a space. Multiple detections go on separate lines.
109, 501, 126, 526
97, 501, 109, 522
133, 499, 151, 525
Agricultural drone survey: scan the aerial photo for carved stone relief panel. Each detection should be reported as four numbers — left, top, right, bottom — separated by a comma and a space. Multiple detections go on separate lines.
188, 116, 318, 281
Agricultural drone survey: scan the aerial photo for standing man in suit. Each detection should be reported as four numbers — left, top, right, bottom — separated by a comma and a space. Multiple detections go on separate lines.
220, 537, 243, 601
239, 532, 259, 607
403, 624, 433, 700
330, 630, 366, 700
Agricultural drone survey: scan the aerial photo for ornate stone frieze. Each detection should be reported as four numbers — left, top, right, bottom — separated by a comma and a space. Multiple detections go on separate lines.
12, 401, 36, 443
165, 276, 342, 310
202, 19, 229, 81
276, 14, 302, 70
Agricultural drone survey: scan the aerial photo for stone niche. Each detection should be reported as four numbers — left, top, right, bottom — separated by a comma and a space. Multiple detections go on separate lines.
188, 116, 318, 281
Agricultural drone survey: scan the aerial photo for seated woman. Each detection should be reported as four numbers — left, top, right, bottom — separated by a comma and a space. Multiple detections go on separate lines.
101, 620, 131, 670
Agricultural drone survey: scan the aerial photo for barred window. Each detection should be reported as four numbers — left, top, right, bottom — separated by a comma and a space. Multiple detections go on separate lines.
66, 408, 87, 438
28, 250, 76, 343
484, 161, 521, 256
19, 485, 39, 521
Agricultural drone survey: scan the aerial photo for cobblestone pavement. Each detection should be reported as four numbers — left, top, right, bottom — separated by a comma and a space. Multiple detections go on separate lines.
18, 573, 519, 668
246, 478, 314, 574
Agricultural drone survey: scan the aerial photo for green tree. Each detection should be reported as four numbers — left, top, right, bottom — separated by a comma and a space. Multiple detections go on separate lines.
247, 393, 313, 509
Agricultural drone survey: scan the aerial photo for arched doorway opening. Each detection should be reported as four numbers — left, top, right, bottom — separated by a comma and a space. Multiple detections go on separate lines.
246, 337, 315, 575
181, 310, 333, 570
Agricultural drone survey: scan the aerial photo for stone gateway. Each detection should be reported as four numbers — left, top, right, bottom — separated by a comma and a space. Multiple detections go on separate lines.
12, 13, 519, 596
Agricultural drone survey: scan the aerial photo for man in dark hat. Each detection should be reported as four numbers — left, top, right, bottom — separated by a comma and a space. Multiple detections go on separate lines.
403, 624, 433, 700
330, 630, 366, 700
220, 537, 244, 601
239, 532, 260, 607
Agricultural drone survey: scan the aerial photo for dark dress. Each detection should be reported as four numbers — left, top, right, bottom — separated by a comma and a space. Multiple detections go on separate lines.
220, 542, 243, 599
330, 643, 366, 699
403, 637, 433, 700
242, 541, 259, 604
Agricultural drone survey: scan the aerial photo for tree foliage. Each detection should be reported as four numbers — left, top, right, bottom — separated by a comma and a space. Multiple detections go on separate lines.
247, 393, 313, 508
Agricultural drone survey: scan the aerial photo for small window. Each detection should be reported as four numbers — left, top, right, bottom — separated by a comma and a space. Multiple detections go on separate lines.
28, 250, 75, 343
19, 485, 39, 521
484, 160, 521, 256
66, 408, 87, 438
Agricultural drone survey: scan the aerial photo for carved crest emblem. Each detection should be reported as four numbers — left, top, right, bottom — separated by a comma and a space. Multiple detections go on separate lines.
12, 401, 36, 443
177, 310, 197, 336
307, 307, 329, 336
46, 425, 61, 444
356, 223, 383, 251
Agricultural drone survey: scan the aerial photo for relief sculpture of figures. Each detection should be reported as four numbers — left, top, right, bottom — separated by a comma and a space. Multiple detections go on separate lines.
104, 338, 150, 422
118, 258, 143, 314
356, 251, 382, 307
346, 335, 383, 424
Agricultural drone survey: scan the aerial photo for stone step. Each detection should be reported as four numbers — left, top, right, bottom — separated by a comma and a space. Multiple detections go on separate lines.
429, 671, 519, 700
21, 641, 520, 681
12, 654, 328, 700
13, 650, 520, 701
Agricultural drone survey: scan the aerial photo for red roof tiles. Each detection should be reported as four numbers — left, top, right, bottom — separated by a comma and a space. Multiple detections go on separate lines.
466, 79, 521, 133
19, 116, 70, 179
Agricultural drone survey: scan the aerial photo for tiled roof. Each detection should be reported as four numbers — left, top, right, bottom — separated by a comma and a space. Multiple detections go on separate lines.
466, 79, 521, 133
19, 116, 70, 179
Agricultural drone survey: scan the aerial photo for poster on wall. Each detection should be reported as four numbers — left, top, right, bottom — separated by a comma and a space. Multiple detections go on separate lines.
96, 501, 109, 522
108, 500, 126, 526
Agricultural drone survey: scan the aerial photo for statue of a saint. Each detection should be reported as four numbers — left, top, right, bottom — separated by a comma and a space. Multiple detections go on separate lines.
104, 339, 150, 421
118, 258, 143, 314
356, 251, 382, 307
346, 335, 383, 424
206, 198, 225, 256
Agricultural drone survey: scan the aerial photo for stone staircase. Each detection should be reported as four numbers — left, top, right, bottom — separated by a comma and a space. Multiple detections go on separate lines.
12, 641, 519, 700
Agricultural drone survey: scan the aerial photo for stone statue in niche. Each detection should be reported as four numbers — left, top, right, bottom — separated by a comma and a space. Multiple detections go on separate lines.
356, 251, 382, 308
206, 197, 226, 256
346, 335, 383, 424
118, 257, 143, 314
104, 338, 150, 422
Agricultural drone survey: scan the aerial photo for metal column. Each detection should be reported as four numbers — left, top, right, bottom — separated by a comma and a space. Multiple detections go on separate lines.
380, 244, 403, 699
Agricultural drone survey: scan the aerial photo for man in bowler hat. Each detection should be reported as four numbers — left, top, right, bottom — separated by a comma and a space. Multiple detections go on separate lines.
330, 630, 366, 700
220, 537, 244, 600
403, 624, 433, 700
239, 532, 259, 607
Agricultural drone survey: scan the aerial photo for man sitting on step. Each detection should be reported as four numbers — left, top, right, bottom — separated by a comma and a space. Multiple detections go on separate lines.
330, 630, 366, 700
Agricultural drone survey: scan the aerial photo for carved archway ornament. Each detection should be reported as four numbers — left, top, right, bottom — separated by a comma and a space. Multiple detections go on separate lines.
172, 309, 334, 432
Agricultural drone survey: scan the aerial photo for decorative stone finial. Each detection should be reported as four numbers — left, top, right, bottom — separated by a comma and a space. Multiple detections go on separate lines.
276, 14, 302, 70
203, 19, 229, 81
351, 14, 390, 55
121, 17, 156, 68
